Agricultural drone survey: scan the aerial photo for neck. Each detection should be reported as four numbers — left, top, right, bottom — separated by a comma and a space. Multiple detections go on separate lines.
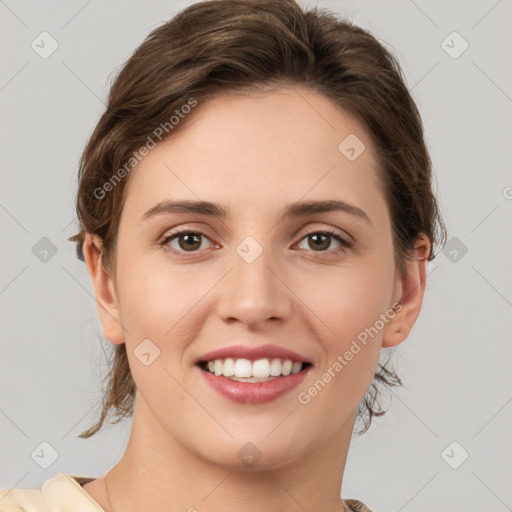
104, 394, 355, 512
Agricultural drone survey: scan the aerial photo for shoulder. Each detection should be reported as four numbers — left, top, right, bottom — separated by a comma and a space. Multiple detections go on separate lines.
0, 473, 102, 512
345, 498, 374, 512
0, 487, 46, 511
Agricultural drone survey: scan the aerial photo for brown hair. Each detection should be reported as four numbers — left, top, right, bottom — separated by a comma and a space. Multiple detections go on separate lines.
69, 0, 447, 438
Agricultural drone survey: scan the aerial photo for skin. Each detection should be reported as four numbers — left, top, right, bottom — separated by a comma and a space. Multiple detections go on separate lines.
82, 86, 430, 512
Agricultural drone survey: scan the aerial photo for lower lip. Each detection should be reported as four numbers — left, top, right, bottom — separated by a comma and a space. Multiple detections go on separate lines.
197, 365, 311, 405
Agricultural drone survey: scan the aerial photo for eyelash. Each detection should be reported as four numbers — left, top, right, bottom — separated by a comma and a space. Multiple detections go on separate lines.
159, 228, 352, 258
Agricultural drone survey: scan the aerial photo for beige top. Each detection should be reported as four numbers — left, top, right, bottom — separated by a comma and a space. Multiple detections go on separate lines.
0, 473, 373, 511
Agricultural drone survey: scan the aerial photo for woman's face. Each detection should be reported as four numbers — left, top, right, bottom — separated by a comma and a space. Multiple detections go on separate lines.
96, 86, 406, 469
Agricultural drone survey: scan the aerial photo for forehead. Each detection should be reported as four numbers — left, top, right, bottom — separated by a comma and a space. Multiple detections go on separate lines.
122, 86, 387, 226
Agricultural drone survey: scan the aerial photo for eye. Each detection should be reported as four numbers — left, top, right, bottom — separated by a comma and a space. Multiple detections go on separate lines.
296, 230, 352, 254
160, 228, 352, 258
160, 230, 214, 257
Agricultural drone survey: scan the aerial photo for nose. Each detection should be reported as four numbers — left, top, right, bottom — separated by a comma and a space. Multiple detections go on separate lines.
216, 240, 293, 328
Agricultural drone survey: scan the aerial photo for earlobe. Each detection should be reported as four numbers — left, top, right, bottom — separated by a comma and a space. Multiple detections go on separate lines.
83, 233, 125, 345
382, 234, 431, 348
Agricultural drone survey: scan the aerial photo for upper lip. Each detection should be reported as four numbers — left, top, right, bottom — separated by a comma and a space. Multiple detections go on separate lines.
195, 344, 312, 365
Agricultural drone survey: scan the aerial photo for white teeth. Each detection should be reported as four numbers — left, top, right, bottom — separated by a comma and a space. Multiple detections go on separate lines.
281, 360, 293, 376
253, 359, 270, 378
222, 357, 235, 377
291, 362, 302, 375
269, 358, 282, 376
203, 357, 306, 379
234, 358, 252, 378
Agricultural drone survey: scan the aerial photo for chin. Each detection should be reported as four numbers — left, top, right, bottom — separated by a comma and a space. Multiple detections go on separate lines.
197, 436, 306, 472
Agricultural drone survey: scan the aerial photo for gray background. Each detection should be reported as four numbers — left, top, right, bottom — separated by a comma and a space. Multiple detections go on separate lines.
1, 1, 511, 511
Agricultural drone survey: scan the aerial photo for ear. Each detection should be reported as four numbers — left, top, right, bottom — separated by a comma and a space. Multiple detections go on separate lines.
83, 233, 125, 345
382, 233, 431, 348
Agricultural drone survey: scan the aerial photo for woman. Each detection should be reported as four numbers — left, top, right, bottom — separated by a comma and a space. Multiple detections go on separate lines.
0, 0, 446, 510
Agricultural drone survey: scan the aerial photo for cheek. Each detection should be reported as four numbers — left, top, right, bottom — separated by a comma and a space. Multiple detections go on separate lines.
297, 258, 393, 341
117, 249, 197, 329
115, 254, 209, 381
294, 261, 392, 404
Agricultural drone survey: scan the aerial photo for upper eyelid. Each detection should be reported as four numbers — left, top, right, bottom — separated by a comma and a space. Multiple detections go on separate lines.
162, 225, 348, 237
290, 223, 353, 243
161, 220, 352, 237
160, 223, 215, 241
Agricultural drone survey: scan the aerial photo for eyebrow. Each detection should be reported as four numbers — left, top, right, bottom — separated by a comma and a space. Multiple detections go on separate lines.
141, 199, 372, 226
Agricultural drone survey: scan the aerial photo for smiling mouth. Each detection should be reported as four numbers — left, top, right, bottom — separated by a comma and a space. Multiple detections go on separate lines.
197, 358, 313, 382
